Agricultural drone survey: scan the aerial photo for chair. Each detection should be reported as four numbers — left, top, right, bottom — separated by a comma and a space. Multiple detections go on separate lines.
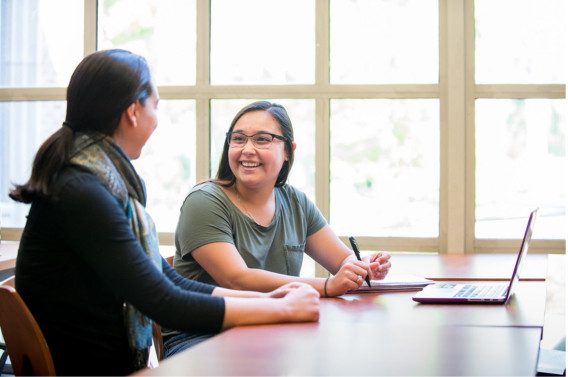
165, 255, 174, 267
0, 275, 15, 375
152, 321, 164, 361
0, 277, 56, 376
153, 254, 172, 362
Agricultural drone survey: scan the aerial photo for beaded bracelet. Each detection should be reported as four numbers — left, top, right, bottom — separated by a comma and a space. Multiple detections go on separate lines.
323, 277, 330, 297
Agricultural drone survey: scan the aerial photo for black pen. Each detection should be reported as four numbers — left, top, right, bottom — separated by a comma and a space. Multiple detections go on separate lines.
348, 236, 371, 288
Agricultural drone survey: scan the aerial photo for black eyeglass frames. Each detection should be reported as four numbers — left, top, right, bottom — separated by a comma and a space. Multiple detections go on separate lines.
226, 131, 288, 149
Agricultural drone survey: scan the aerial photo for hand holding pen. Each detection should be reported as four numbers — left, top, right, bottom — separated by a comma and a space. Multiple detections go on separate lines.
349, 236, 372, 288
349, 236, 392, 283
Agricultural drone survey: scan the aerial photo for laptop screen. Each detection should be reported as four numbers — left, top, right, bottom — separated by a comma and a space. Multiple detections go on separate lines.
503, 209, 538, 300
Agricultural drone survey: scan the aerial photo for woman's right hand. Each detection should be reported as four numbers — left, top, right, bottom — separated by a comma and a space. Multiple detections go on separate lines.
221, 283, 319, 330
325, 261, 369, 297
279, 283, 320, 322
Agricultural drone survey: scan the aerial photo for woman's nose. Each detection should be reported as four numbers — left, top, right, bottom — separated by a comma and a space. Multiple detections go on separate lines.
242, 137, 256, 151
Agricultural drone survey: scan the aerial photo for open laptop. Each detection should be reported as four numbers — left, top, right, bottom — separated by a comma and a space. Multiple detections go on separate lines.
412, 208, 538, 304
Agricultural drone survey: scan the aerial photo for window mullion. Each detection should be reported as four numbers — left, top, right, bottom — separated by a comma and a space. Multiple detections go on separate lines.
465, 0, 476, 253
84, 0, 97, 55
196, 0, 211, 181
439, 0, 467, 254
314, 0, 330, 222
314, 0, 330, 277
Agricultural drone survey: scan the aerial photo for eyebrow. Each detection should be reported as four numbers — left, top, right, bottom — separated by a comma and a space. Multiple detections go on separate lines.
232, 130, 275, 134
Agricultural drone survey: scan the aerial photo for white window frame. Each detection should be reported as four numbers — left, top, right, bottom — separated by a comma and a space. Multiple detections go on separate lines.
1, 0, 565, 264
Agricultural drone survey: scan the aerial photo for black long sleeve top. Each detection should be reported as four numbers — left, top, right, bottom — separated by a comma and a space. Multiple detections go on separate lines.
15, 166, 225, 375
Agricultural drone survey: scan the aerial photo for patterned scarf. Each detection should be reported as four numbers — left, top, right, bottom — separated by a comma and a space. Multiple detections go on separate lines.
69, 131, 162, 370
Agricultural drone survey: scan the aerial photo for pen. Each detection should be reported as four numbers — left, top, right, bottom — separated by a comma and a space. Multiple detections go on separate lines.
348, 236, 371, 288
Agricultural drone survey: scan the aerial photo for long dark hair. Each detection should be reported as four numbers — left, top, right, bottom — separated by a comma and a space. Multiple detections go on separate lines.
10, 49, 153, 203
215, 101, 295, 188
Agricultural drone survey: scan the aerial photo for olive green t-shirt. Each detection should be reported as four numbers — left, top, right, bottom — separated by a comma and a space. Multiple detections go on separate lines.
173, 181, 328, 285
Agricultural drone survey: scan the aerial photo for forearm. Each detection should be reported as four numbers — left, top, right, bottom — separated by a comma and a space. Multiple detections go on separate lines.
221, 286, 320, 330
212, 286, 264, 298
220, 268, 328, 297
305, 225, 355, 274
162, 258, 216, 294
221, 297, 289, 329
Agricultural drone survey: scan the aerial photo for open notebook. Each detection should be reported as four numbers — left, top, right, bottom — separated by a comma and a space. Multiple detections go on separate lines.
412, 208, 538, 304
349, 274, 434, 293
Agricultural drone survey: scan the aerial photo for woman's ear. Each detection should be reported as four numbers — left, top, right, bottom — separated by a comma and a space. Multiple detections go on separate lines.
123, 102, 137, 127
285, 141, 297, 161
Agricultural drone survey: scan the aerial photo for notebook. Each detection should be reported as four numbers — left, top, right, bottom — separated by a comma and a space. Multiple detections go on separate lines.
412, 208, 538, 304
349, 274, 435, 293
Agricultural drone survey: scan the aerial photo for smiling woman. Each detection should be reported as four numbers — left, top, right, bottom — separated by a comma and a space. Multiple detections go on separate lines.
173, 100, 391, 296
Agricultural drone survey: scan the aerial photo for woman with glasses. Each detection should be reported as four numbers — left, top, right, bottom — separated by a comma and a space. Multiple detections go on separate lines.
174, 100, 391, 299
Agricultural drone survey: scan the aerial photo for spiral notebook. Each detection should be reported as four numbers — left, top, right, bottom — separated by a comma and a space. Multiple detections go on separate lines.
412, 208, 538, 304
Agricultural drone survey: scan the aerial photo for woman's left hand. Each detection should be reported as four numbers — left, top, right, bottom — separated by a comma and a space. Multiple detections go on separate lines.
363, 252, 391, 280
266, 282, 314, 298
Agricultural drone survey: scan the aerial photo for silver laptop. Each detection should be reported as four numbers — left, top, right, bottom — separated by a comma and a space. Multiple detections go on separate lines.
412, 208, 538, 304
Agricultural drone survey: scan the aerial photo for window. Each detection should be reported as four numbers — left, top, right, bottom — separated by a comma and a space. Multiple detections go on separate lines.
475, 0, 565, 84
0, 0, 84, 88
330, 99, 440, 238
1, 0, 565, 257
98, 0, 197, 86
210, 0, 315, 85
330, 0, 438, 84
475, 99, 565, 239
473, 0, 566, 242
1, 0, 83, 228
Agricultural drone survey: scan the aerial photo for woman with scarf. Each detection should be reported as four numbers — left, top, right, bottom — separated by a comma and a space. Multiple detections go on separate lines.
9, 49, 319, 376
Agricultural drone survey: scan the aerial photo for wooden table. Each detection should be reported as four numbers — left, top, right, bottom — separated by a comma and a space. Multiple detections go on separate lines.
2, 242, 559, 375
139, 323, 541, 376
388, 252, 548, 281
133, 252, 558, 376
328, 282, 546, 328
136, 284, 545, 376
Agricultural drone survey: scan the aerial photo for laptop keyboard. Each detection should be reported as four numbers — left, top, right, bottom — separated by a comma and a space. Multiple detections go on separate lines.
454, 284, 507, 299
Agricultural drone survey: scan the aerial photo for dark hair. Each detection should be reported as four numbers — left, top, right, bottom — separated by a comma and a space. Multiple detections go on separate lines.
215, 101, 295, 188
10, 49, 153, 203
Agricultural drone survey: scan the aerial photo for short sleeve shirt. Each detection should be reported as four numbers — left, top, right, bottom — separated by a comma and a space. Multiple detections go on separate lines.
174, 181, 328, 284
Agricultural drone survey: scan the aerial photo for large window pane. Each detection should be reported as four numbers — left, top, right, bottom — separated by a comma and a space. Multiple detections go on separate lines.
210, 99, 316, 201
0, 101, 64, 227
475, 0, 566, 84
133, 100, 196, 232
330, 99, 440, 237
330, 0, 438, 84
476, 99, 566, 239
98, 0, 196, 86
0, 0, 84, 87
210, 0, 315, 85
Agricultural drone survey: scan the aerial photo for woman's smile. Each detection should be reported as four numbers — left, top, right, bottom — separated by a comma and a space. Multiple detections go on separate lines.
240, 161, 261, 168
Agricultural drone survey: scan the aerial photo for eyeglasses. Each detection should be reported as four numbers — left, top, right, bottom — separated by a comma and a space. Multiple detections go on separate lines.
226, 131, 288, 149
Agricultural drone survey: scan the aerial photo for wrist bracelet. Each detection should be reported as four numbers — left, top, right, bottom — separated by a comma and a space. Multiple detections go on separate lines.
323, 277, 330, 297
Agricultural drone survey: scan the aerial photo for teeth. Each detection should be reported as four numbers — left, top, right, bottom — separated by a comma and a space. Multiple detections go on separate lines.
242, 162, 259, 167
